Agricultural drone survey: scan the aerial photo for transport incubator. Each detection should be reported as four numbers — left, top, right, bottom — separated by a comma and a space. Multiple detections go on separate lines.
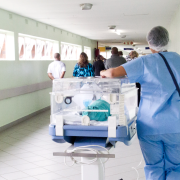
49, 77, 138, 180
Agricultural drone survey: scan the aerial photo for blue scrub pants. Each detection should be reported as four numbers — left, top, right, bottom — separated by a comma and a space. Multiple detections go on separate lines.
138, 134, 180, 180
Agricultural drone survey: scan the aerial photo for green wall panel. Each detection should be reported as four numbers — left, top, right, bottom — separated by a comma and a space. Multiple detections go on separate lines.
0, 8, 97, 127
0, 88, 51, 127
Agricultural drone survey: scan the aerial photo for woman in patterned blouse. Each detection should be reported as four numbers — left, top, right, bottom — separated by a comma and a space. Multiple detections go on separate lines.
73, 52, 95, 77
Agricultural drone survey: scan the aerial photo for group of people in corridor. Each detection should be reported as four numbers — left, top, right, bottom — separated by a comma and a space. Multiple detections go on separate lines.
47, 26, 180, 180
47, 47, 139, 80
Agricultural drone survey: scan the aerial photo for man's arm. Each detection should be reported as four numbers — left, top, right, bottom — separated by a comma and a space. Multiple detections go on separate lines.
100, 66, 127, 78
48, 73, 55, 80
105, 60, 109, 69
60, 71, 66, 78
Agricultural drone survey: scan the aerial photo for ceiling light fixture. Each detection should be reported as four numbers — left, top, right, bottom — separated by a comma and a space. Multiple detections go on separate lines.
108, 25, 116, 30
115, 30, 121, 35
80, 3, 93, 10
121, 35, 126, 38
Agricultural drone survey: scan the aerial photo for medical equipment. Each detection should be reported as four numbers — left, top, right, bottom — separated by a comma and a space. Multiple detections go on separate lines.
49, 77, 138, 180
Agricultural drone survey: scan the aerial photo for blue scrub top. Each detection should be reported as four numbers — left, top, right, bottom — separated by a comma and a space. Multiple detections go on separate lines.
122, 52, 180, 136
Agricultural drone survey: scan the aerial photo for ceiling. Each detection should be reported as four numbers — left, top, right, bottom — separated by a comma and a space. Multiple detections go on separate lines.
0, 0, 179, 46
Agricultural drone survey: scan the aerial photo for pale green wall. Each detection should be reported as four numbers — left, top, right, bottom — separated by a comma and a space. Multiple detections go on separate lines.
169, 5, 180, 53
0, 8, 97, 127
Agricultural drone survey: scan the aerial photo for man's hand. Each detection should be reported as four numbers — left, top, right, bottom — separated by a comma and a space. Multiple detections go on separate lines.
100, 70, 106, 78
100, 66, 127, 78
60, 71, 66, 78
48, 73, 54, 80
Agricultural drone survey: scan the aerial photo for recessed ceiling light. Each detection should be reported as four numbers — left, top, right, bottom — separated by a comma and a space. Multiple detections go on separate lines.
108, 25, 116, 30
80, 3, 93, 10
121, 35, 126, 38
115, 30, 121, 35
111, 29, 116, 33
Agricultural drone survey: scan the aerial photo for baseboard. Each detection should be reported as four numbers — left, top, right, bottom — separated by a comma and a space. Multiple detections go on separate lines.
0, 106, 50, 133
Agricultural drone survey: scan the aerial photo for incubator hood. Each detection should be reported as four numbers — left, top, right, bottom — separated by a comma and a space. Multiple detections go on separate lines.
49, 76, 138, 146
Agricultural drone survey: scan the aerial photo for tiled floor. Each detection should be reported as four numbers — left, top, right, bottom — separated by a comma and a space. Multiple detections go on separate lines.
0, 110, 145, 180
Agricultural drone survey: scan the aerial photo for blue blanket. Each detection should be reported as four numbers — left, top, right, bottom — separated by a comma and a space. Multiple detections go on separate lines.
82, 99, 111, 121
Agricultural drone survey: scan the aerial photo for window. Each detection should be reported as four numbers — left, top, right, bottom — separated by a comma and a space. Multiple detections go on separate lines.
100, 51, 111, 59
61, 42, 82, 60
0, 29, 15, 61
100, 52, 106, 58
106, 51, 111, 59
0, 34, 6, 59
19, 34, 59, 60
84, 46, 91, 60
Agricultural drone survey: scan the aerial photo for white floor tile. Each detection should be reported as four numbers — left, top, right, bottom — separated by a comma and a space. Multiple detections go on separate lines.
106, 154, 143, 168
14, 163, 39, 170
125, 168, 145, 179
15, 152, 36, 158
67, 174, 81, 180
22, 156, 46, 163
0, 167, 18, 175
0, 150, 12, 157
33, 159, 57, 166
0, 177, 6, 180
43, 163, 71, 171
0, 154, 19, 161
107, 168, 145, 180
19, 178, 38, 180
54, 178, 70, 180
34, 172, 62, 180
0, 162, 10, 168
138, 177, 146, 180
105, 162, 139, 177
1, 171, 29, 180
55, 169, 80, 177
32, 150, 52, 155
23, 167, 50, 176
0, 137, 19, 144
0, 143, 12, 150
3, 147, 28, 155
5, 159, 28, 166
25, 147, 44, 152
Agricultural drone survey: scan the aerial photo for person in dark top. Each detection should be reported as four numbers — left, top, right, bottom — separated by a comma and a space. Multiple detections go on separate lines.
105, 47, 126, 69
73, 52, 94, 77
93, 55, 105, 76
118, 51, 123, 57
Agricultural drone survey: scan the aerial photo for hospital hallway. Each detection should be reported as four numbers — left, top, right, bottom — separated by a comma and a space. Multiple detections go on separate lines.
1, 0, 180, 180
0, 110, 145, 180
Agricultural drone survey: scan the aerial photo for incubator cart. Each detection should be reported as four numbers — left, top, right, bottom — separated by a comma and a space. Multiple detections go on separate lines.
49, 77, 138, 180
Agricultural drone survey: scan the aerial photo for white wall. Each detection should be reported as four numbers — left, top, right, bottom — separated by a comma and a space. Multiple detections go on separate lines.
0, 8, 97, 128
169, 5, 180, 53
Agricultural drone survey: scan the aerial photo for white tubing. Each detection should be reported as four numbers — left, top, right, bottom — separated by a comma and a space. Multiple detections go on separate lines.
64, 145, 110, 180
132, 156, 143, 180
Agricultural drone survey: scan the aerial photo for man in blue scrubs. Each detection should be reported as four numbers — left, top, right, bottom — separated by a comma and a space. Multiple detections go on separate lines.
100, 26, 180, 180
